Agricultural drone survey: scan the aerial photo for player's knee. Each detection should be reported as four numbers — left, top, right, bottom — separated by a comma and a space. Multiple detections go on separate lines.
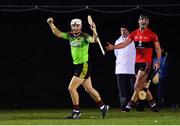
134, 84, 139, 91
135, 83, 145, 91
85, 87, 93, 93
68, 86, 76, 93
134, 87, 141, 93
68, 86, 72, 92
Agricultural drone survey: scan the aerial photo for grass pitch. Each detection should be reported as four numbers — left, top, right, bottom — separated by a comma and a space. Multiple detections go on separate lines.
0, 108, 179, 125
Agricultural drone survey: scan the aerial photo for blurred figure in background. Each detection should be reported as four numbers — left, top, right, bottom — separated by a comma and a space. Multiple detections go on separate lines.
153, 47, 168, 108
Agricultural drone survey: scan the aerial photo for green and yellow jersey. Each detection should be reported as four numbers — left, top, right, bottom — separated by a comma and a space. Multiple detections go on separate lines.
61, 32, 94, 65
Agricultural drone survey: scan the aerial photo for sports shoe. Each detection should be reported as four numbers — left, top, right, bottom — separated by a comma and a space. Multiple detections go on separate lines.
122, 100, 135, 112
151, 105, 160, 112
101, 105, 109, 119
121, 107, 131, 112
66, 110, 81, 119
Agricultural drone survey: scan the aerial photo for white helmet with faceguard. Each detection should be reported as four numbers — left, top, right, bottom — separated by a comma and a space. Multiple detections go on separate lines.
70, 19, 82, 28
70, 18, 82, 35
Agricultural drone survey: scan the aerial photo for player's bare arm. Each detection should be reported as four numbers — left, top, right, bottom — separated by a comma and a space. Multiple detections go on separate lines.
105, 38, 132, 51
154, 41, 161, 70
47, 17, 62, 38
90, 22, 98, 43
87, 15, 105, 55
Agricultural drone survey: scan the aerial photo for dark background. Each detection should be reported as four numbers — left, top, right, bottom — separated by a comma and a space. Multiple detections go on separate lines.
0, 0, 180, 108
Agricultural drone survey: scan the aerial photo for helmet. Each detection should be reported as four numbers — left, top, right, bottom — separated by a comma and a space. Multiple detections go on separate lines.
70, 18, 82, 26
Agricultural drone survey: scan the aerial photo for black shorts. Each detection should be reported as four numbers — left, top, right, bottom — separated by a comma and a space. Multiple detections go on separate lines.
74, 62, 91, 79
135, 62, 153, 79
135, 63, 147, 74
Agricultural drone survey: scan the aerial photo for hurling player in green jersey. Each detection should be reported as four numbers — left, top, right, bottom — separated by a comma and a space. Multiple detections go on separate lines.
47, 17, 109, 119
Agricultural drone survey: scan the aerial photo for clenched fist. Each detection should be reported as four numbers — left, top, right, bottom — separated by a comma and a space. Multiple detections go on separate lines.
47, 17, 54, 24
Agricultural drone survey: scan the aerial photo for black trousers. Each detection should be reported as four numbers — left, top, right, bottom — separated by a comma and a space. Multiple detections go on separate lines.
116, 74, 135, 108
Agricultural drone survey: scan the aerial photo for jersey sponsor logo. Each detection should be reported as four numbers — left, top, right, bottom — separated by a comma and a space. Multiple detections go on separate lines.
143, 36, 149, 40
70, 41, 81, 47
135, 36, 138, 39
135, 41, 153, 48
134, 36, 149, 41
138, 41, 142, 47
135, 41, 144, 48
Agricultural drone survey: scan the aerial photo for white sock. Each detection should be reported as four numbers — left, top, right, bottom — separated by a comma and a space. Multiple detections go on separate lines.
100, 105, 105, 110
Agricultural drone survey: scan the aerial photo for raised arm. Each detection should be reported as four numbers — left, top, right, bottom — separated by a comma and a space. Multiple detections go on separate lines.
88, 22, 98, 43
105, 38, 132, 51
47, 17, 62, 38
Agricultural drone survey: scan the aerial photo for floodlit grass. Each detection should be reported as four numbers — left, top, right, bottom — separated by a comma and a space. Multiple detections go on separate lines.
0, 108, 179, 125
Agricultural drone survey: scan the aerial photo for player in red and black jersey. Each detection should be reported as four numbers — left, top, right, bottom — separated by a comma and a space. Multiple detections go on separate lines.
106, 14, 161, 112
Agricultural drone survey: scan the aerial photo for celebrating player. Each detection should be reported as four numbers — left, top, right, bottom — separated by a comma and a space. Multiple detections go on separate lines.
47, 17, 109, 119
106, 14, 161, 112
